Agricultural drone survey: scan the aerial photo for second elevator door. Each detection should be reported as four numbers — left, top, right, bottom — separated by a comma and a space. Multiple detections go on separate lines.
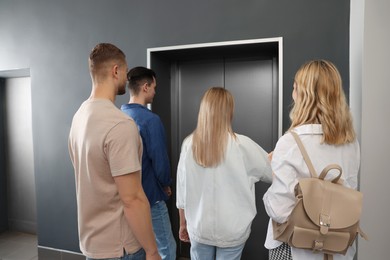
173, 57, 277, 259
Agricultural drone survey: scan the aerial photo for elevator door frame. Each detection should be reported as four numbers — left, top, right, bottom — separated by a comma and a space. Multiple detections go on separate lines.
148, 37, 283, 138
147, 37, 283, 258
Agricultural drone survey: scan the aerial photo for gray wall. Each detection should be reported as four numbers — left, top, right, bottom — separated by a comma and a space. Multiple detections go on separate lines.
0, 0, 351, 253
0, 79, 7, 232
354, 0, 390, 259
3, 77, 36, 233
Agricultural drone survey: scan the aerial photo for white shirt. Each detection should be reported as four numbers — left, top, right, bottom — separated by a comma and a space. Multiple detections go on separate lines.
176, 134, 272, 247
263, 124, 360, 260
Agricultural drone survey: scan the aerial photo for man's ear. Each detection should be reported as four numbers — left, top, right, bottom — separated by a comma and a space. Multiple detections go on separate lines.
112, 64, 119, 78
142, 82, 149, 92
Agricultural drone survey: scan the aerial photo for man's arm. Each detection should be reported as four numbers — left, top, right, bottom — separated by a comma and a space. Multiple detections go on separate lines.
114, 171, 161, 260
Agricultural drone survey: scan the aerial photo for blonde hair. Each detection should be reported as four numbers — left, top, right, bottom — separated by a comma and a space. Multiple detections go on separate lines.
289, 60, 355, 145
192, 87, 235, 167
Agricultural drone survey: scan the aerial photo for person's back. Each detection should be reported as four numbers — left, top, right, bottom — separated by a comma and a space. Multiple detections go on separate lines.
121, 104, 171, 204
68, 43, 161, 260
178, 133, 271, 246
176, 87, 272, 260
69, 99, 143, 257
264, 126, 360, 260
263, 60, 359, 260
121, 66, 176, 260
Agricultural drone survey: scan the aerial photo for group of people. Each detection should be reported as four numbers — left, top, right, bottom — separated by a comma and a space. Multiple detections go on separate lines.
68, 42, 360, 260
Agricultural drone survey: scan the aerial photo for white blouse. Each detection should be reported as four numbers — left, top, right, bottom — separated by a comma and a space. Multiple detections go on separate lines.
263, 124, 360, 260
176, 133, 272, 247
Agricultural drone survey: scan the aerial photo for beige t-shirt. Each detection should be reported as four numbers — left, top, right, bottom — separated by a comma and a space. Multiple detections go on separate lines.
68, 99, 142, 258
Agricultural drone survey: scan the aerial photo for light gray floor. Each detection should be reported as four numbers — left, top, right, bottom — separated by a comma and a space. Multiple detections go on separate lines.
0, 231, 191, 260
0, 231, 37, 260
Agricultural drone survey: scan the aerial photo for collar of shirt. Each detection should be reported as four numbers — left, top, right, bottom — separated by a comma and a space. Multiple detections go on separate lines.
293, 124, 323, 135
121, 103, 148, 110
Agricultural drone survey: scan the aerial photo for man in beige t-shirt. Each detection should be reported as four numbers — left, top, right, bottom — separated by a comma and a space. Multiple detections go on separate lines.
68, 43, 161, 260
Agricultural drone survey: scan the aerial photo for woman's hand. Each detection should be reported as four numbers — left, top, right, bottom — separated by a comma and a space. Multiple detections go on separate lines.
268, 151, 274, 162
179, 225, 190, 243
178, 208, 190, 242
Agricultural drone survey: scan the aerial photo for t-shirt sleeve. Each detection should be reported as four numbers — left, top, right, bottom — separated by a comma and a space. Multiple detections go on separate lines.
105, 120, 142, 177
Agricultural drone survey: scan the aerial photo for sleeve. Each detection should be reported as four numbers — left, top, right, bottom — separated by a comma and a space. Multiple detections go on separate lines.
238, 135, 273, 184
344, 140, 360, 190
176, 138, 189, 209
68, 135, 75, 167
263, 133, 300, 223
145, 116, 172, 186
105, 120, 142, 177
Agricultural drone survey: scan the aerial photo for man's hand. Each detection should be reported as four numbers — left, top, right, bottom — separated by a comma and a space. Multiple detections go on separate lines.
163, 186, 172, 197
146, 250, 162, 260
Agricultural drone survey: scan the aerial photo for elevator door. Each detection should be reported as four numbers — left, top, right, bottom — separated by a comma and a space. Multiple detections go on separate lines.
174, 57, 277, 259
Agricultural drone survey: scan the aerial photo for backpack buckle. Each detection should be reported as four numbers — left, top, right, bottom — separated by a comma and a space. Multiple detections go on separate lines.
320, 214, 330, 235
313, 240, 324, 251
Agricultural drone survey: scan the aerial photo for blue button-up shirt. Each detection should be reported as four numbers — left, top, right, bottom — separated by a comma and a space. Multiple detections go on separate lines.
121, 103, 172, 205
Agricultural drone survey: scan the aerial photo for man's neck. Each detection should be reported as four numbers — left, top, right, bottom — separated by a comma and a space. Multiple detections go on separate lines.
129, 95, 147, 106
90, 83, 116, 103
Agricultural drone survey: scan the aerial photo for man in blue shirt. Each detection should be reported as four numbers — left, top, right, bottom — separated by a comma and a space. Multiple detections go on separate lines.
121, 67, 176, 260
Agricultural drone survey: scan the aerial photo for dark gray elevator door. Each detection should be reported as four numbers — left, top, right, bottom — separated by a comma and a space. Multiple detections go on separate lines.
175, 57, 276, 259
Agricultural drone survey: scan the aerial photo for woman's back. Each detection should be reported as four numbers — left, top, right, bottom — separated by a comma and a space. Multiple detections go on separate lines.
263, 124, 360, 260
177, 133, 272, 247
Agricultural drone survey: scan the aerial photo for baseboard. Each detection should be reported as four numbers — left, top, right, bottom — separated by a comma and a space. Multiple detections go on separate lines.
8, 218, 36, 234
38, 246, 84, 260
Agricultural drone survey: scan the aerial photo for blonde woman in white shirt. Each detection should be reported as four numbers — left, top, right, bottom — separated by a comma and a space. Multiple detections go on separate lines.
176, 87, 272, 260
263, 60, 360, 260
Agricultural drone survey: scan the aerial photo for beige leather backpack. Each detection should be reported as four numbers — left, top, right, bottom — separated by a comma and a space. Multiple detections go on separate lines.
272, 131, 367, 260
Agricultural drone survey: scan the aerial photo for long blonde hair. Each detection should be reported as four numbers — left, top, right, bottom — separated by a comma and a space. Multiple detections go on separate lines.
289, 60, 355, 144
192, 87, 235, 167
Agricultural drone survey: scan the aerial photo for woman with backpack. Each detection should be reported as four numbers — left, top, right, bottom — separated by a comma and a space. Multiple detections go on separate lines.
263, 60, 360, 260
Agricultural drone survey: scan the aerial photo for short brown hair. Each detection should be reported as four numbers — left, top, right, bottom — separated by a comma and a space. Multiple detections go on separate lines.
127, 66, 156, 95
88, 43, 126, 76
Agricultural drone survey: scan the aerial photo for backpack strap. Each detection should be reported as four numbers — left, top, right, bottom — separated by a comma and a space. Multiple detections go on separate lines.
320, 164, 342, 183
359, 226, 369, 240
290, 131, 318, 178
324, 253, 334, 260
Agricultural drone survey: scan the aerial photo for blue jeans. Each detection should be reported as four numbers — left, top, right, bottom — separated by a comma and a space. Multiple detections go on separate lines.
86, 248, 145, 260
151, 201, 176, 260
190, 240, 245, 260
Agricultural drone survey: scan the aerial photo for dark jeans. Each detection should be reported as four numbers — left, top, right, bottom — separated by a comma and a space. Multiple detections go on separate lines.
86, 248, 146, 260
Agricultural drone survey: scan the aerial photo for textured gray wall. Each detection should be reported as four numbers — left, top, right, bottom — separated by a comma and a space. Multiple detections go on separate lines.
358, 0, 390, 259
0, 0, 350, 253
4, 77, 36, 234
0, 79, 7, 232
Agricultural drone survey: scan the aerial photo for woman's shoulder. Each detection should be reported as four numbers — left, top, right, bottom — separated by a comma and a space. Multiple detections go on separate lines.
181, 134, 193, 149
233, 133, 258, 147
234, 133, 250, 142
272, 131, 300, 158
233, 134, 267, 153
